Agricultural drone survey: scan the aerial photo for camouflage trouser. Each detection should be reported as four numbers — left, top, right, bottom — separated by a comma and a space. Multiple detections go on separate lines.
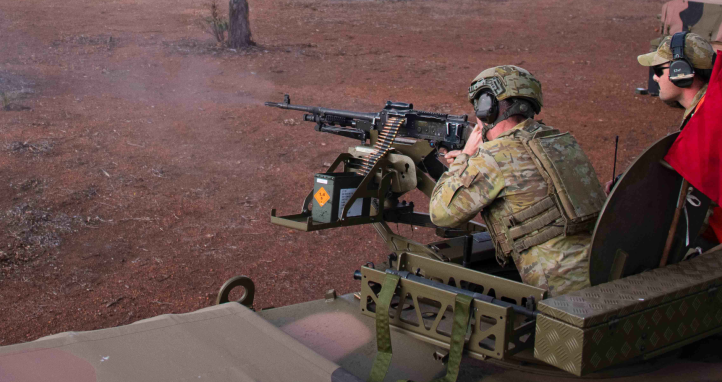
511, 232, 591, 297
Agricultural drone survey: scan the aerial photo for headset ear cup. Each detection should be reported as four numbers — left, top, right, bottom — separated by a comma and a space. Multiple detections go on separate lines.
669, 59, 695, 88
474, 93, 498, 123
489, 97, 498, 122
669, 31, 695, 88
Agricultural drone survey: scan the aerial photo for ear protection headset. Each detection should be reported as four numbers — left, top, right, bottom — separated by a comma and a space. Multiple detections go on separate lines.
474, 91, 498, 123
474, 91, 535, 125
669, 31, 695, 88
474, 91, 536, 142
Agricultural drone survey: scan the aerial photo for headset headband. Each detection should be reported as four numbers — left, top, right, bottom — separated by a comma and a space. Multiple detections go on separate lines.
670, 31, 688, 61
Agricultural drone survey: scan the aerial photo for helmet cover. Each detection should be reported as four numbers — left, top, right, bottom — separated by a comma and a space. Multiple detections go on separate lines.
468, 65, 543, 113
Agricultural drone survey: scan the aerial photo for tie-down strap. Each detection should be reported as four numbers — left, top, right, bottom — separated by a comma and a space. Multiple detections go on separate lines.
367, 273, 473, 382
368, 273, 400, 382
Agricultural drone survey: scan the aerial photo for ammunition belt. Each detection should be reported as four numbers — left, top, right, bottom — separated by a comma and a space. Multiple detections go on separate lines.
359, 116, 404, 176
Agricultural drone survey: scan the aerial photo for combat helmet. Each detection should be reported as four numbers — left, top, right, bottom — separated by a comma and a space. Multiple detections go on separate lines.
467, 65, 543, 117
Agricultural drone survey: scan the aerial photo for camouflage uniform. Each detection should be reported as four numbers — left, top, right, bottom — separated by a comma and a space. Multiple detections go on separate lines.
638, 33, 721, 244
430, 119, 592, 297
681, 84, 708, 129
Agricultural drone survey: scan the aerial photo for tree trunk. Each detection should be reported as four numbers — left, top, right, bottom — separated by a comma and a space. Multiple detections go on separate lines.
228, 0, 254, 48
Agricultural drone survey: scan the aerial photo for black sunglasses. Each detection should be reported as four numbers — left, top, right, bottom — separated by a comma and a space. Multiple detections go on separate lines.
653, 65, 670, 77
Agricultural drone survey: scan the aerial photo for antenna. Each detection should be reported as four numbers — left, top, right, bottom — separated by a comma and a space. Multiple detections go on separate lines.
612, 135, 619, 181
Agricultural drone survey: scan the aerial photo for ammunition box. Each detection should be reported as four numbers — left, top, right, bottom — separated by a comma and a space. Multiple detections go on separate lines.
534, 249, 722, 376
312, 173, 370, 223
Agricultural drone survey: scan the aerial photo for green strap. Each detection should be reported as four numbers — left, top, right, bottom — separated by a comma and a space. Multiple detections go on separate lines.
368, 276, 472, 382
368, 273, 400, 382
430, 294, 473, 382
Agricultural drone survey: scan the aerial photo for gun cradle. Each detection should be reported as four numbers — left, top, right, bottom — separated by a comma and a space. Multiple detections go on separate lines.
348, 146, 417, 194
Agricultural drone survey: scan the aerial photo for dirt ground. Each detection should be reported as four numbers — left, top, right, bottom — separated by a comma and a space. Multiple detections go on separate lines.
0, 0, 683, 345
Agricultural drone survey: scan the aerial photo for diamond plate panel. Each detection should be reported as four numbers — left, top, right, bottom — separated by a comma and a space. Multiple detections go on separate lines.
693, 297, 702, 311
650, 332, 660, 346
535, 315, 585, 376
590, 353, 602, 368
545, 354, 558, 366
666, 305, 675, 320
565, 337, 580, 351
652, 310, 662, 325
664, 327, 674, 341
637, 314, 647, 329
678, 322, 687, 337
538, 251, 722, 328
679, 301, 688, 316
635, 337, 645, 350
547, 328, 560, 345
535, 252, 722, 377
620, 342, 631, 357
623, 320, 633, 334
562, 362, 578, 375
605, 347, 616, 362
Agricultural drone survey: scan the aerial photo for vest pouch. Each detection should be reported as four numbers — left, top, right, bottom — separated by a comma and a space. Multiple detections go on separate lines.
526, 132, 606, 233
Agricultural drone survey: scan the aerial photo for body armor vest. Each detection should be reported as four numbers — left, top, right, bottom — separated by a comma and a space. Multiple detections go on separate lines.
482, 121, 606, 264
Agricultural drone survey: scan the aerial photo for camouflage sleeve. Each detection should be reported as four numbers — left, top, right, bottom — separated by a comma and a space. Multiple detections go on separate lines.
429, 149, 505, 228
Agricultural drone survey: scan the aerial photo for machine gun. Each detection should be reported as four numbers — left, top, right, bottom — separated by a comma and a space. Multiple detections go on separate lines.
266, 94, 493, 267
265, 94, 474, 152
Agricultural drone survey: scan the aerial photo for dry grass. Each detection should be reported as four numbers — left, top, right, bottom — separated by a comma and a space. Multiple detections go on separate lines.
200, 0, 228, 46
1, 204, 75, 263
6, 140, 54, 154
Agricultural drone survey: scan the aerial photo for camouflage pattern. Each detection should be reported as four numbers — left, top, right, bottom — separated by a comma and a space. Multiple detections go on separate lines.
661, 0, 722, 46
638, 32, 716, 69
429, 119, 591, 297
682, 84, 708, 126
528, 132, 606, 223
468, 65, 543, 113
517, 233, 591, 296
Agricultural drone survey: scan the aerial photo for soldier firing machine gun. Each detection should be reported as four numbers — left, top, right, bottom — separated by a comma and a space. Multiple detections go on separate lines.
264, 95, 545, 370
266, 94, 501, 268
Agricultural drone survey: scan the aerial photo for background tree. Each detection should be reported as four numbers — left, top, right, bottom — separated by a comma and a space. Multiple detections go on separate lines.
228, 0, 254, 48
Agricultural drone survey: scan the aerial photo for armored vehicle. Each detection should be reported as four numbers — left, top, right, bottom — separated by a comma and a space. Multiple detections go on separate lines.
1, 97, 721, 382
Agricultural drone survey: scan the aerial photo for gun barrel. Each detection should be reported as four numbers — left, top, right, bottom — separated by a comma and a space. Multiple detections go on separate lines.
265, 101, 377, 121
385, 269, 537, 318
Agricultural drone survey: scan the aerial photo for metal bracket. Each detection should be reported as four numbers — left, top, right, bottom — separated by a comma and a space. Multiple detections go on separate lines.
216, 276, 255, 308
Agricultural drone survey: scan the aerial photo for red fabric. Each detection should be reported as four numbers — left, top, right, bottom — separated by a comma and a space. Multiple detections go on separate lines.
664, 50, 722, 209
